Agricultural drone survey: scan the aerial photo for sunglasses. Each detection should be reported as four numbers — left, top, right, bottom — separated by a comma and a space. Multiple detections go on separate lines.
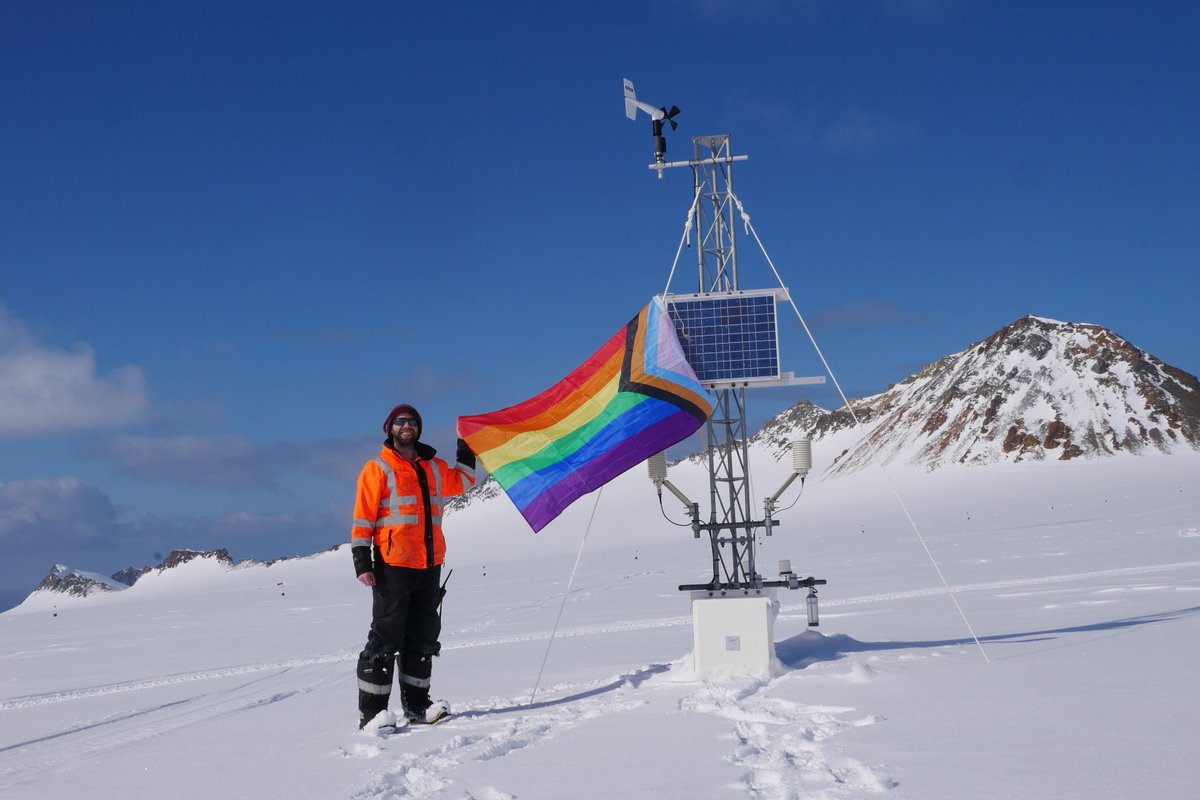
391, 417, 419, 427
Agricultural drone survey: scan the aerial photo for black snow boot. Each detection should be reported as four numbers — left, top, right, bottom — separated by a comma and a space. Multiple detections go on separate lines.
399, 652, 433, 721
357, 650, 394, 728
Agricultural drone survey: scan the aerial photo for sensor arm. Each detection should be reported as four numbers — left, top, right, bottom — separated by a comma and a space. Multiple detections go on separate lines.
658, 477, 696, 509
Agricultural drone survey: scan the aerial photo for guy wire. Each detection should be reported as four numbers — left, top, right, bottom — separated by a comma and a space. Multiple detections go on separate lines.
528, 485, 605, 706
731, 194, 991, 663
660, 184, 704, 301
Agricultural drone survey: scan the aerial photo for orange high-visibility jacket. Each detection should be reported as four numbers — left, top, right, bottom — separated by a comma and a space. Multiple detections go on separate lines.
350, 443, 476, 570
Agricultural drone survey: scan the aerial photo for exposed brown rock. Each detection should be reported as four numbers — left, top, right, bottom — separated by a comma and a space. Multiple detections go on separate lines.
752, 314, 1200, 474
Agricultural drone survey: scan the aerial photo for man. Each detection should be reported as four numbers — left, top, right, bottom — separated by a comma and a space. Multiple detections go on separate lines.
351, 403, 476, 730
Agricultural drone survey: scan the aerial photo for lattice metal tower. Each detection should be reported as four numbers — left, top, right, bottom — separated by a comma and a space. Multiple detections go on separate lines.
687, 135, 763, 590
637, 115, 824, 597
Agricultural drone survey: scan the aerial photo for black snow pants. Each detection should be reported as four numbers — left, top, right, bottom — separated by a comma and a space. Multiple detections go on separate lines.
356, 563, 442, 727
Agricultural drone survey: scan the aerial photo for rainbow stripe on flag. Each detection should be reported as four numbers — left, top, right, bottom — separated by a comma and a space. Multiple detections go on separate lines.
458, 298, 712, 532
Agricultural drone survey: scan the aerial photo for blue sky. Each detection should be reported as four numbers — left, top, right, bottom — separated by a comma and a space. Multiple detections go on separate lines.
2, 1, 1197, 607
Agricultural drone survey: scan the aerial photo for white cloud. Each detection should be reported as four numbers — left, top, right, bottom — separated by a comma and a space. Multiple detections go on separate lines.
0, 475, 345, 589
0, 303, 147, 438
823, 107, 914, 153
82, 434, 277, 490
0, 477, 122, 551
810, 302, 933, 331
81, 433, 376, 490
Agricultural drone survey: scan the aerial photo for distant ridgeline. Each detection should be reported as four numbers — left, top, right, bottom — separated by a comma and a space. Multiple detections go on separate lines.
24, 316, 1200, 603
752, 314, 1200, 474
24, 545, 353, 605
33, 565, 129, 599
32, 549, 235, 600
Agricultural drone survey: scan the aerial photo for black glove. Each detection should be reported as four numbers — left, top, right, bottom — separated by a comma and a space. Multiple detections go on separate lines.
352, 544, 374, 578
456, 437, 476, 470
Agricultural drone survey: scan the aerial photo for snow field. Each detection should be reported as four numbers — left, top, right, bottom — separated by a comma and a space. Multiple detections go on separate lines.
3, 452, 1199, 798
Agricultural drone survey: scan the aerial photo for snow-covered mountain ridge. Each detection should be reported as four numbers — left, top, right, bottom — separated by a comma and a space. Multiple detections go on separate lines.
755, 314, 1200, 474
24, 549, 257, 607
32, 565, 127, 599
23, 315, 1199, 608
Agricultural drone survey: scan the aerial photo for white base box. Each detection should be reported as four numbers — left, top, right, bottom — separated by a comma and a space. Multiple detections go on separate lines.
690, 590, 778, 679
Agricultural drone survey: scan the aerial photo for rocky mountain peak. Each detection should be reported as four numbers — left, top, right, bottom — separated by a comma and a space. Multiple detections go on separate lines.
28, 549, 237, 604
756, 314, 1200, 475
34, 564, 125, 598
155, 548, 234, 571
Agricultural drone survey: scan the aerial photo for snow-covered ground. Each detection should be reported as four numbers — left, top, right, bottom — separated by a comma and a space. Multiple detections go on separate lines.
3, 450, 1199, 799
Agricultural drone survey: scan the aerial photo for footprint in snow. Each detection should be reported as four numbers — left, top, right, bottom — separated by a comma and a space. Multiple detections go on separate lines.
337, 742, 382, 759
683, 671, 895, 797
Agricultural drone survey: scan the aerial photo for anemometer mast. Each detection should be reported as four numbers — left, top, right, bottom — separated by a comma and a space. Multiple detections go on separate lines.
686, 135, 745, 292
626, 80, 825, 605
673, 136, 818, 595
690, 136, 760, 591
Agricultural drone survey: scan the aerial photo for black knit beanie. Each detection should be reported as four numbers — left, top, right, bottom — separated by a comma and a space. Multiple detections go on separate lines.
383, 403, 422, 439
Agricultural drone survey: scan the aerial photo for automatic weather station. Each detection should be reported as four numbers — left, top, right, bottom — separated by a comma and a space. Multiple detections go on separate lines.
624, 78, 829, 679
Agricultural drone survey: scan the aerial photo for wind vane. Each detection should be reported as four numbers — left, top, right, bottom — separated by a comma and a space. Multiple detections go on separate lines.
623, 78, 681, 178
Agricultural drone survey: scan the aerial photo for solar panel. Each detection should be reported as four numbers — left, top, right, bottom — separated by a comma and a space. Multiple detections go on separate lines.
664, 290, 784, 385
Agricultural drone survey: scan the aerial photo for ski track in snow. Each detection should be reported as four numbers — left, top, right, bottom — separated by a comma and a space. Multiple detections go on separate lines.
813, 559, 1200, 610
0, 652, 355, 711
0, 663, 340, 792
6, 559, 1195, 797
7, 558, 1197, 715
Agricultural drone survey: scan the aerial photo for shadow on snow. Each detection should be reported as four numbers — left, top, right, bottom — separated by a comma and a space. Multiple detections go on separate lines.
776, 604, 1200, 667
453, 662, 673, 720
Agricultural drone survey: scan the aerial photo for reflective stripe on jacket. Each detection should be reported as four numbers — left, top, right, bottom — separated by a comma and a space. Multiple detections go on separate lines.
350, 443, 475, 569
